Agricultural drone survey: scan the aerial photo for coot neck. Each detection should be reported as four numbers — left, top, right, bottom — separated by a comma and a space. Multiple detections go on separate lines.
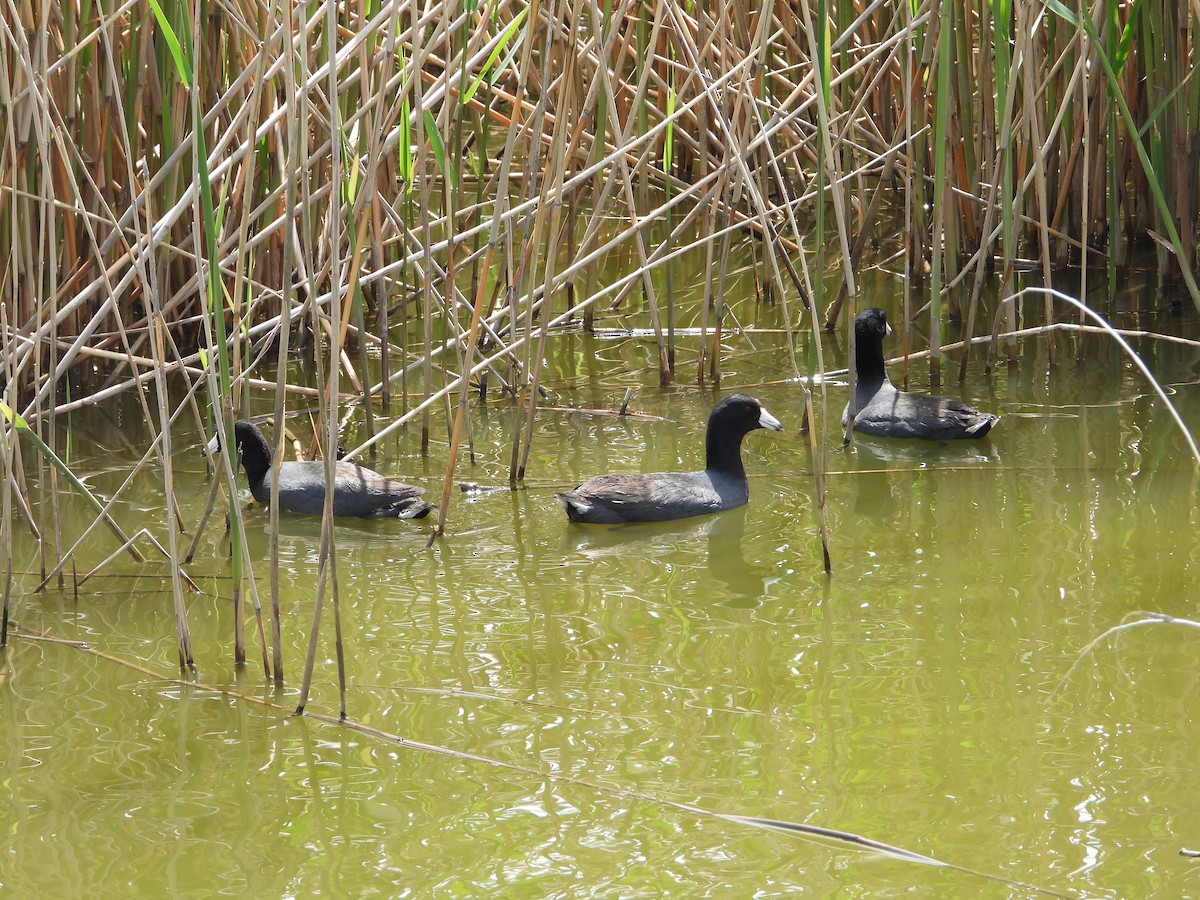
234, 422, 274, 486
705, 428, 748, 480
854, 334, 889, 388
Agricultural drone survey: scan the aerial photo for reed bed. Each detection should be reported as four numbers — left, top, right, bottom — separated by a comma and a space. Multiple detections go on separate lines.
2, 0, 1199, 669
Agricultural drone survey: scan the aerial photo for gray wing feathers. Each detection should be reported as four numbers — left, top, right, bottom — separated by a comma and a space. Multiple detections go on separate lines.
557, 472, 741, 524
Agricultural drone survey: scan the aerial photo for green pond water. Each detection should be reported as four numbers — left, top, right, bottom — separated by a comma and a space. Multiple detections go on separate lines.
3, 281, 1200, 897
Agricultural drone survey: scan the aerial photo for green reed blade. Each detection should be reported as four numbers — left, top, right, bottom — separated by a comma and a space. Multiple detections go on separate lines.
463, 7, 528, 106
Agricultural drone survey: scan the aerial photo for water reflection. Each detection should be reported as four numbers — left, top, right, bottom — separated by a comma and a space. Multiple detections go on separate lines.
848, 436, 1001, 469
560, 505, 773, 602
205, 503, 437, 570
847, 467, 898, 521
844, 437, 1001, 523
6, 295, 1200, 899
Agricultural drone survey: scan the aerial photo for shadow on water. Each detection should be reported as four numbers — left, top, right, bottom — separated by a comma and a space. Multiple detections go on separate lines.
559, 505, 774, 603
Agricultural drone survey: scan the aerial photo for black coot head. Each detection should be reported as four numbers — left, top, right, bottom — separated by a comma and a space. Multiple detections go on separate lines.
854, 307, 892, 341
206, 420, 274, 483
212, 420, 271, 457
710, 394, 784, 434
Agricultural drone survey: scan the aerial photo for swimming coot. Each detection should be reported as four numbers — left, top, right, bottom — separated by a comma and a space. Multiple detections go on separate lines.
556, 394, 784, 524
208, 420, 431, 519
844, 307, 999, 440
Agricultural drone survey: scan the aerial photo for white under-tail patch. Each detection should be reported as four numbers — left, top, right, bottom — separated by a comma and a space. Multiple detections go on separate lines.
965, 414, 998, 434
557, 494, 591, 514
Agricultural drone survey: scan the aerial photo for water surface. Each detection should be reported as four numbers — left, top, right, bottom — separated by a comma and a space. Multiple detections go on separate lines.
3, 286, 1200, 897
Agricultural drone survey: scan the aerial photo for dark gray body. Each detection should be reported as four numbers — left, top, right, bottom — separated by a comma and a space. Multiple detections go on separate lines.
212, 420, 431, 519
557, 470, 750, 524
844, 308, 999, 441
556, 394, 784, 525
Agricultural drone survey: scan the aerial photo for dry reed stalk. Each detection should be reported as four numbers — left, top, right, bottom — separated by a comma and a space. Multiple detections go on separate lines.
262, 0, 310, 685
83, 35, 197, 658
508, 6, 564, 479
901, 8, 913, 391
992, 288, 1200, 463
1077, 11, 1091, 334
488, 0, 546, 477
797, 0, 858, 444
428, 0, 492, 535
515, 0, 589, 479
590, 0, 672, 385
0, 301, 15, 647
1017, 1, 1056, 366
414, 16, 437, 460
958, 11, 1022, 382
150, 317, 195, 668
6, 0, 1200, 679
926, 1, 950, 383
695, 182, 721, 384
390, 217, 522, 392
298, 0, 350, 716
11, 0, 1200, 367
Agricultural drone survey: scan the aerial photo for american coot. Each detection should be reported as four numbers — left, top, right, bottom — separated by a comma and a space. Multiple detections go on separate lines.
844, 307, 999, 440
556, 394, 784, 525
208, 420, 432, 519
